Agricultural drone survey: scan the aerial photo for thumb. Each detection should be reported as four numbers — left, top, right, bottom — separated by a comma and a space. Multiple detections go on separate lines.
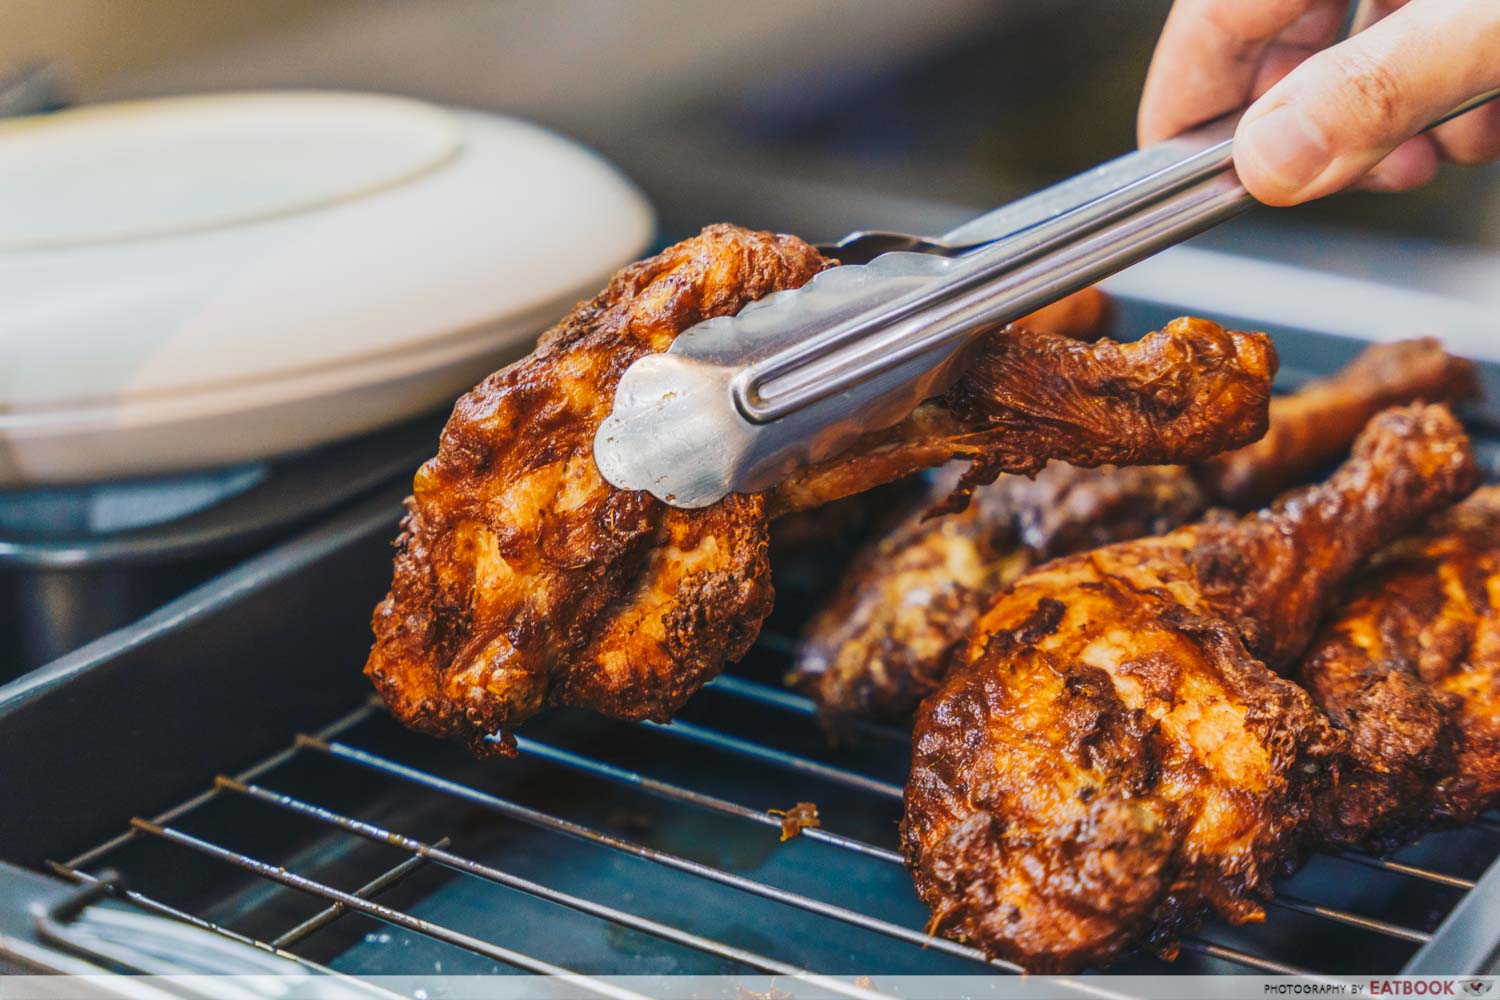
1232, 0, 1500, 206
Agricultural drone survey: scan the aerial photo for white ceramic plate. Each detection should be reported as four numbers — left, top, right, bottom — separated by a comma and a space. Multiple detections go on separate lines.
0, 92, 654, 485
0, 328, 533, 487
0, 91, 463, 252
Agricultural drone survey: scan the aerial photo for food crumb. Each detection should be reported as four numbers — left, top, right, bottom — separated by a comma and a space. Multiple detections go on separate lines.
736, 981, 792, 1000
768, 801, 821, 841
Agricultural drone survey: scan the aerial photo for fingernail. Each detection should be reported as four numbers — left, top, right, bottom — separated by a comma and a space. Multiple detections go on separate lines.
1239, 104, 1332, 195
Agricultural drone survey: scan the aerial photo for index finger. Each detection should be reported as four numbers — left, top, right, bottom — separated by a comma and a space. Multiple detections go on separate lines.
1138, 0, 1346, 144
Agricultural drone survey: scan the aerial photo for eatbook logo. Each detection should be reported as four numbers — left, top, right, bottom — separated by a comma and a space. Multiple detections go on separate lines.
1463, 981, 1494, 997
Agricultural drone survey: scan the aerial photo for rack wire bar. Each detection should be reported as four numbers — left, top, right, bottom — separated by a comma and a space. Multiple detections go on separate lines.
643, 719, 904, 800
220, 777, 895, 1000
1176, 939, 1318, 977
127, 818, 652, 1000
1269, 895, 1430, 943
707, 675, 834, 716
1331, 850, 1477, 890
705, 676, 911, 744
270, 836, 450, 949
306, 733, 1321, 987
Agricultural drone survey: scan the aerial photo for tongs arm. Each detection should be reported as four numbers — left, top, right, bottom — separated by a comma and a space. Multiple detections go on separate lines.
746, 85, 1500, 426
740, 114, 1243, 424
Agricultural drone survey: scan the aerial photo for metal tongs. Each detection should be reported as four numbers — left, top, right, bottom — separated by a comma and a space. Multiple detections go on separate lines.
596, 91, 1500, 509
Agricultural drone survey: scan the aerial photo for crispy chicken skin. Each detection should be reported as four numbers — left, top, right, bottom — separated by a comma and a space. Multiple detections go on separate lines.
789, 463, 1204, 723
1299, 484, 1500, 851
366, 225, 1274, 754
367, 226, 823, 755
1199, 338, 1478, 509
772, 315, 1274, 516
901, 404, 1478, 973
791, 339, 1476, 726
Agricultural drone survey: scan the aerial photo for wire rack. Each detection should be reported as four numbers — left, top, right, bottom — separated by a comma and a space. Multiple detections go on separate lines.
43, 624, 1500, 998
17, 298, 1500, 995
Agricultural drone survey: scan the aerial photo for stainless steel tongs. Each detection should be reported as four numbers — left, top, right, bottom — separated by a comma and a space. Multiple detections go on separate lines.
595, 90, 1500, 509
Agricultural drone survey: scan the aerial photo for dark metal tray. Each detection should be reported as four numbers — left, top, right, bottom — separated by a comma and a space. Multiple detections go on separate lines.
0, 411, 447, 680
3, 294, 1500, 989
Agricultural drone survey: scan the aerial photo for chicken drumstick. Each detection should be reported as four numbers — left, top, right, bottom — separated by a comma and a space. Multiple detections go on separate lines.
902, 403, 1477, 972
1300, 483, 1500, 851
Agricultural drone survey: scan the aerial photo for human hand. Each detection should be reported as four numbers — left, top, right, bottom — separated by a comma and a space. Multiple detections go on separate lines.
1138, 0, 1500, 206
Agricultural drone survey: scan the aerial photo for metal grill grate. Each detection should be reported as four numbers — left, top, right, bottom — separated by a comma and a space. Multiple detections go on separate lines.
44, 638, 1500, 995
14, 297, 1500, 992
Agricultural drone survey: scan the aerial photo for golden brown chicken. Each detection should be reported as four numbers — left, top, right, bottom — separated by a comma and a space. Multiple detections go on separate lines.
366, 224, 1275, 754
998, 284, 1113, 342
766, 310, 1272, 516
1199, 337, 1478, 508
901, 404, 1478, 973
1299, 484, 1500, 851
791, 338, 1477, 725
789, 462, 1204, 724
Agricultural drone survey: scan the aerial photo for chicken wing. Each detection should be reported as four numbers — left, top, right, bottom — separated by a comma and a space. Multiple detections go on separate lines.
366, 224, 1275, 754
1299, 484, 1500, 851
767, 313, 1271, 515
902, 404, 1477, 972
1002, 284, 1113, 342
1199, 338, 1478, 508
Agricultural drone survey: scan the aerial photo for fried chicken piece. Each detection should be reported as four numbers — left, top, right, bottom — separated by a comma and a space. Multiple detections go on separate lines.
788, 463, 1204, 723
1299, 484, 1500, 851
769, 801, 822, 841
772, 315, 1272, 516
1006, 285, 1113, 341
1199, 338, 1478, 509
366, 225, 1275, 755
790, 339, 1476, 726
902, 404, 1477, 972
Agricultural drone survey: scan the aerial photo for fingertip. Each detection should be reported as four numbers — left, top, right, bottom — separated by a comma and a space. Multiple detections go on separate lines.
1234, 165, 1305, 207
1233, 102, 1332, 206
1137, 0, 1313, 148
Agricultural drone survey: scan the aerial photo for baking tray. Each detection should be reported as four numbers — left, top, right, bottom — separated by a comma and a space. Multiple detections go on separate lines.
2, 288, 1499, 985
0, 411, 447, 681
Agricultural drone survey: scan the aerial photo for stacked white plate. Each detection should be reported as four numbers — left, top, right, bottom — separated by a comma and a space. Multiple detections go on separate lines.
0, 91, 654, 486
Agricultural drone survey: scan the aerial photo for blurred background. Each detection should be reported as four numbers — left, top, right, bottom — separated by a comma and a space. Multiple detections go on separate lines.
5, 0, 1499, 277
